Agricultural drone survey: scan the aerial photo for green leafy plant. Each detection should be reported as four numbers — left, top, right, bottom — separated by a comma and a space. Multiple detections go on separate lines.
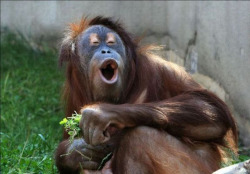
59, 112, 82, 142
59, 112, 113, 170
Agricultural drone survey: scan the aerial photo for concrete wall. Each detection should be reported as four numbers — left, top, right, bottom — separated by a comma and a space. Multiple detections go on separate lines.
1, 1, 250, 146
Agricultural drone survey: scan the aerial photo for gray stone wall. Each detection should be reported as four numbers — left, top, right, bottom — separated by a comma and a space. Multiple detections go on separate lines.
1, 1, 250, 146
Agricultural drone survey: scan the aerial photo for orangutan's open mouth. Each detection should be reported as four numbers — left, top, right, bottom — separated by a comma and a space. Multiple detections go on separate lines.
99, 59, 118, 84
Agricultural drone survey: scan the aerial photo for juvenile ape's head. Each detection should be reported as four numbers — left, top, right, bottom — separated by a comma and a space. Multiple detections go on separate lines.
60, 17, 136, 103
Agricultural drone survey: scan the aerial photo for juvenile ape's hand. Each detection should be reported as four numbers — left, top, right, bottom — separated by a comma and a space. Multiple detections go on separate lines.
57, 138, 112, 171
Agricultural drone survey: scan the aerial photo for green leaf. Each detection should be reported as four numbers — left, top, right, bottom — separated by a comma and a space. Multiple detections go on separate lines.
59, 118, 68, 125
59, 112, 82, 143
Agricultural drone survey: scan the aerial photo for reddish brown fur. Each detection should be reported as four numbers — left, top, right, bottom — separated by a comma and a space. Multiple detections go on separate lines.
69, 17, 90, 39
56, 16, 238, 174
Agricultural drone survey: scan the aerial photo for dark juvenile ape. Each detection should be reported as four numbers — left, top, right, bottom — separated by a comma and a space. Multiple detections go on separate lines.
55, 16, 238, 174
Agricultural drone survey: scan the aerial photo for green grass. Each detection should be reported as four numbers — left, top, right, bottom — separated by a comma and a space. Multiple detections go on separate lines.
1, 30, 64, 173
